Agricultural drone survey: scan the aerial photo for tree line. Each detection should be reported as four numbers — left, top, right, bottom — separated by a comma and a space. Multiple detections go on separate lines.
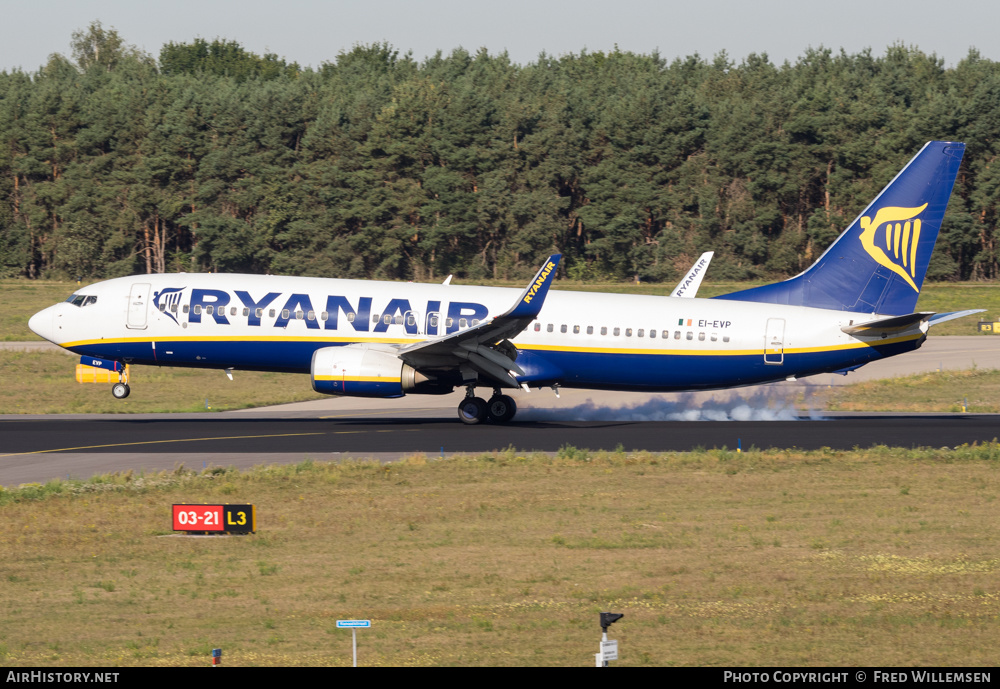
2, 22, 999, 284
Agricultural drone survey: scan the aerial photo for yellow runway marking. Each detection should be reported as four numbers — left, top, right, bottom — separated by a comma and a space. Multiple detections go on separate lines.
0, 432, 326, 458
319, 407, 440, 419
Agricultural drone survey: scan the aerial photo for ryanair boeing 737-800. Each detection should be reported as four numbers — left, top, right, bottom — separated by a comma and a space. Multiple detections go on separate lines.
28, 141, 981, 424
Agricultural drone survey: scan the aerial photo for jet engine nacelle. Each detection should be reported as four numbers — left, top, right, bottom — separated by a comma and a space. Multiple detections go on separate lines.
311, 344, 455, 398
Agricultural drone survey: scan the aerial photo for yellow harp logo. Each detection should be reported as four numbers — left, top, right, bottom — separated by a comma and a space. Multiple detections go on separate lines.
859, 203, 927, 292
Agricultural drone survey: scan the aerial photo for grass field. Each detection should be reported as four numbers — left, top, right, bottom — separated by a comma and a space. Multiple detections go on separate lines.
0, 351, 323, 414
825, 368, 1000, 413
1, 446, 997, 667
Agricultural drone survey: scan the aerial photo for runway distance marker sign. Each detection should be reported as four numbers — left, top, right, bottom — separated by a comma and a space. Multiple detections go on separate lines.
172, 504, 256, 533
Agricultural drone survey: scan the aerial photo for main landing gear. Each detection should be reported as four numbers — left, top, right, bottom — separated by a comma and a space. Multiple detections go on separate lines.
457, 387, 517, 425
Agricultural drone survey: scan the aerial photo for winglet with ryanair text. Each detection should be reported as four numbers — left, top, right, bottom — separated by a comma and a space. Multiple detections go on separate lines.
502, 254, 562, 319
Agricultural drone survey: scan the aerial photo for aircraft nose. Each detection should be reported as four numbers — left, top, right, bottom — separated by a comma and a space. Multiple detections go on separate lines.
28, 307, 56, 342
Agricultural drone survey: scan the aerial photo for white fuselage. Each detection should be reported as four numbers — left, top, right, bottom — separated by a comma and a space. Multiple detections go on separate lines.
29, 273, 925, 392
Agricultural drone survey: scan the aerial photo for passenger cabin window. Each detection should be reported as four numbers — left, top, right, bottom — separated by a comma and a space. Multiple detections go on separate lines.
711, 334, 717, 342
586, 326, 594, 335
723, 335, 730, 343
243, 307, 250, 317
347, 313, 355, 323
205, 306, 214, 315
649, 329, 656, 339
255, 308, 262, 318
193, 305, 202, 315
446, 318, 454, 328
407, 314, 416, 327
394, 315, 403, 325
307, 311, 316, 321
698, 332, 705, 341
268, 309, 275, 318
282, 309, 290, 319
383, 314, 392, 325
534, 323, 540, 332
230, 307, 237, 316
547, 324, 553, 333
638, 329, 644, 337
159, 303, 166, 312
613, 327, 620, 336
183, 305, 190, 314
601, 327, 607, 336
686, 332, 693, 340
171, 304, 178, 313
459, 318, 468, 328
625, 328, 632, 337
560, 325, 567, 334
673, 331, 680, 340
429, 315, 438, 327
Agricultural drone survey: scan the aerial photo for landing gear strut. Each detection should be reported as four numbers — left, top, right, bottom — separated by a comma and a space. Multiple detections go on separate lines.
456, 387, 517, 425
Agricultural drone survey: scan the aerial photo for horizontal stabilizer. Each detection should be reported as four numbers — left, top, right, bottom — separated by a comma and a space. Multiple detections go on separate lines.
841, 312, 934, 335
927, 309, 986, 327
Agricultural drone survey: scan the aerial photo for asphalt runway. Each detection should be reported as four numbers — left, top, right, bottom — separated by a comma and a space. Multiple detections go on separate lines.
2, 413, 999, 486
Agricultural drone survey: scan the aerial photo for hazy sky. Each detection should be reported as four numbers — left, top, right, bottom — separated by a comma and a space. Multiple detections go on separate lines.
2, 0, 996, 72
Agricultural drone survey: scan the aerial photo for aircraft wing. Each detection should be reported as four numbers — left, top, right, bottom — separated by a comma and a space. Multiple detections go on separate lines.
670, 252, 713, 298
397, 254, 561, 388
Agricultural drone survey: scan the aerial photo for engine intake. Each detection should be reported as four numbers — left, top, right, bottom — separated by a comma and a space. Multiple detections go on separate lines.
311, 345, 454, 398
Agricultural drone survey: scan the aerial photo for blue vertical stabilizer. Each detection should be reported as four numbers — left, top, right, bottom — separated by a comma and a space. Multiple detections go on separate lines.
715, 141, 965, 314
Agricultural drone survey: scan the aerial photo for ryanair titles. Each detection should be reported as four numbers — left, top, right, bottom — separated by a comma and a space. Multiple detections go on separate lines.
162, 288, 488, 336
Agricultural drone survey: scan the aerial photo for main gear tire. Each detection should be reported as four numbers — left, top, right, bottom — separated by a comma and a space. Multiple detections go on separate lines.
487, 394, 517, 423
457, 396, 488, 425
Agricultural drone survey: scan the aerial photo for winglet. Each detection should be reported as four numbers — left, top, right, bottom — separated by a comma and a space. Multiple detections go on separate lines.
502, 254, 562, 319
671, 251, 714, 298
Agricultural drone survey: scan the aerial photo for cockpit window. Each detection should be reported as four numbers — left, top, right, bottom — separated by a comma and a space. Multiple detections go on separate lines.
66, 294, 97, 307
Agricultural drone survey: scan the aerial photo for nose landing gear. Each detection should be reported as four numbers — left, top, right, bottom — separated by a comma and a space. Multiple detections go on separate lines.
111, 367, 130, 399
457, 387, 517, 425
